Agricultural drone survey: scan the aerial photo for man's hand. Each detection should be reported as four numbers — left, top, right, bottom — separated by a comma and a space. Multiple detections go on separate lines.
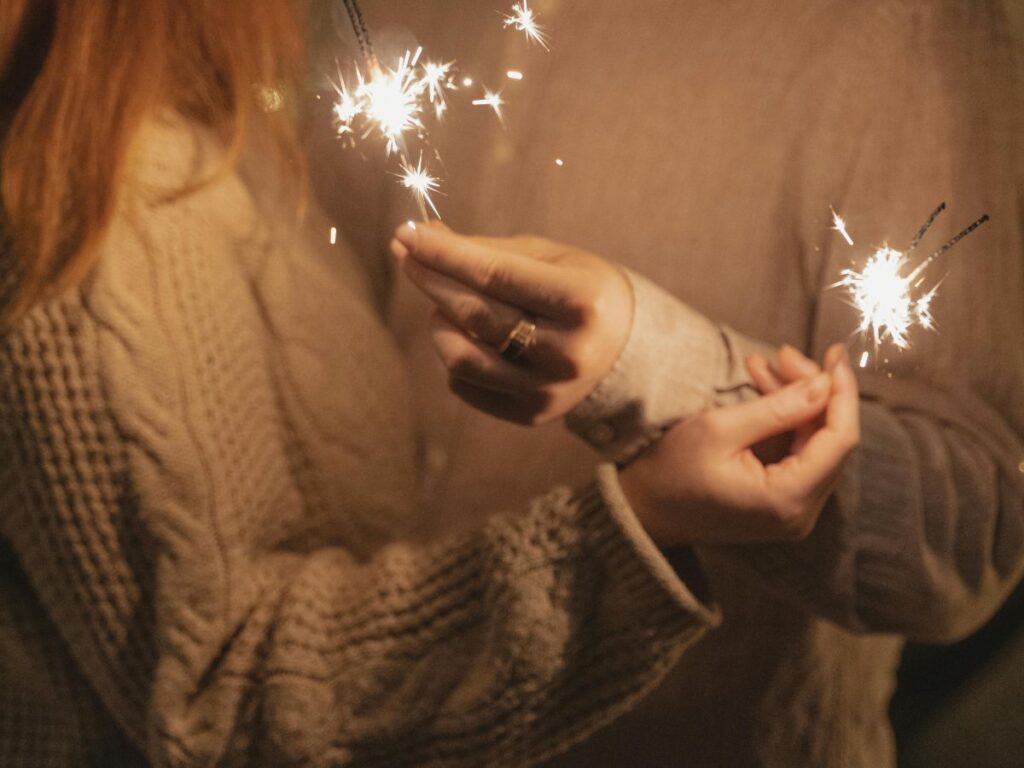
620, 345, 860, 546
391, 221, 634, 426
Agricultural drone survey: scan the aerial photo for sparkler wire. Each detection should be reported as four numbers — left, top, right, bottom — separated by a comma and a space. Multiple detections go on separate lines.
909, 213, 991, 281
908, 201, 947, 252
342, 0, 375, 62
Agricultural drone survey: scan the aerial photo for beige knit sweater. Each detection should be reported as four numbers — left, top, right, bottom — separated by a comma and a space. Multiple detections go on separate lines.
319, 1, 1024, 765
0, 114, 718, 766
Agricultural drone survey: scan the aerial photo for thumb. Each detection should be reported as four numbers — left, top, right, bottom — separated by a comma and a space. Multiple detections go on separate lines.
710, 372, 831, 450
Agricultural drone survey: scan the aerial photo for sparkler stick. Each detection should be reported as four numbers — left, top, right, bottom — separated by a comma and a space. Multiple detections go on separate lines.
332, 2, 459, 220
907, 201, 946, 252
909, 214, 991, 280
341, 0, 376, 63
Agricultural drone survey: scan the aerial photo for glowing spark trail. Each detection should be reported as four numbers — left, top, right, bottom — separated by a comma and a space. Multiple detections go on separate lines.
421, 60, 455, 119
831, 207, 855, 246
501, 2, 551, 50
398, 154, 442, 220
472, 89, 506, 124
830, 205, 990, 361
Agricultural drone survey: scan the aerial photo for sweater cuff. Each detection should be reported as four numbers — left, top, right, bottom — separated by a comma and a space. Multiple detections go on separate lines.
587, 464, 721, 629
567, 268, 764, 465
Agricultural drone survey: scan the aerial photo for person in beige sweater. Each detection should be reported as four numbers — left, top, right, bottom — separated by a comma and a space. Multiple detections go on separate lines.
0, 2, 860, 766
318, 1, 1024, 766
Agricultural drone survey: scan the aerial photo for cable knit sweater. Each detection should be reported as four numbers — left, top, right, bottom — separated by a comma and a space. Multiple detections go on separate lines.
319, 1, 1024, 765
0, 114, 718, 766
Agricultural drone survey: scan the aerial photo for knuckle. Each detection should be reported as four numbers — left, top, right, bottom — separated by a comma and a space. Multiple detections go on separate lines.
770, 498, 815, 541
692, 411, 724, 442
767, 393, 794, 424
480, 258, 507, 290
449, 354, 479, 381
455, 296, 492, 333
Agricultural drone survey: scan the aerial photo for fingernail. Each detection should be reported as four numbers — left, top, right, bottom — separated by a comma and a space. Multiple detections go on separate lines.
395, 221, 418, 248
805, 372, 830, 402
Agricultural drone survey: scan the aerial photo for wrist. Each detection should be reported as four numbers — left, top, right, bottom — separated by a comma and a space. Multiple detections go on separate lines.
619, 459, 679, 548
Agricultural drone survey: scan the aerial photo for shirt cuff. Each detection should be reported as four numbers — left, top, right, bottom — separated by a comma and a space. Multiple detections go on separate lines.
566, 268, 765, 464
591, 464, 720, 628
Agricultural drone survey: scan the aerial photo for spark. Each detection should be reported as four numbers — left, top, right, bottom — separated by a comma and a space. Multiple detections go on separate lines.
831, 207, 855, 246
421, 60, 455, 119
858, 351, 869, 369
472, 88, 506, 123
398, 154, 442, 219
555, 157, 564, 167
506, 70, 524, 81
462, 77, 474, 87
830, 206, 989, 359
329, 226, 338, 245
361, 48, 425, 155
501, 2, 551, 50
836, 246, 922, 350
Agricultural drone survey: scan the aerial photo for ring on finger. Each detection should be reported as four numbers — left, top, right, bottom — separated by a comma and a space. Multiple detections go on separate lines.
498, 316, 538, 363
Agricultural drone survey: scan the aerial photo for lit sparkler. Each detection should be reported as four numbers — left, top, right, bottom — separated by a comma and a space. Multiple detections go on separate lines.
830, 204, 990, 360
501, 1, 551, 50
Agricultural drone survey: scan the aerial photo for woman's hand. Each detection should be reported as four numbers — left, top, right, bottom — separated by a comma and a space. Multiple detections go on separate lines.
620, 344, 859, 546
391, 221, 634, 426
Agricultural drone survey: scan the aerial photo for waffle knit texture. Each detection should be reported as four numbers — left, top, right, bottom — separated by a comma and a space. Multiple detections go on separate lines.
334, 1, 1024, 765
0, 114, 717, 766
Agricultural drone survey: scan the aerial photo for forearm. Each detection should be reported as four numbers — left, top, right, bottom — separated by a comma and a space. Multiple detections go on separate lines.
731, 394, 1024, 642
5, 452, 715, 767
566, 268, 772, 464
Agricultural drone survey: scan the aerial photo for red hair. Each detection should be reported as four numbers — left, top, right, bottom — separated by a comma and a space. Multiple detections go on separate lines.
0, 0, 306, 325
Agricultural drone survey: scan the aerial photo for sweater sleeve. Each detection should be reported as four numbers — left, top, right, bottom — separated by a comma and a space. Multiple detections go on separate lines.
0, 212, 715, 766
566, 0, 1024, 642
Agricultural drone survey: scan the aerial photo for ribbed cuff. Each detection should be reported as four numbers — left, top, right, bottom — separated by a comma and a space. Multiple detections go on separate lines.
588, 464, 721, 629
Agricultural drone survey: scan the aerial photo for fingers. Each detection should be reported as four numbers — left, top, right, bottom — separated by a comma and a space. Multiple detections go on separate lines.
704, 372, 832, 450
746, 353, 784, 393
393, 223, 580, 321
402, 258, 581, 380
402, 256, 522, 346
778, 344, 821, 380
767, 349, 860, 496
429, 313, 542, 394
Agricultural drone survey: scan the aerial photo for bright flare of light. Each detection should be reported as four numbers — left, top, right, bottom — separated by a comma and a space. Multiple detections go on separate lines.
398, 155, 442, 219
333, 47, 458, 156
836, 246, 930, 351
501, 2, 550, 50
506, 70, 524, 80
831, 207, 855, 247
472, 89, 505, 123
360, 49, 425, 155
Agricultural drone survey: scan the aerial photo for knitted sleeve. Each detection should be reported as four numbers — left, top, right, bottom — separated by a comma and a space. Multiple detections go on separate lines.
565, 0, 1024, 642
0, 202, 715, 765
